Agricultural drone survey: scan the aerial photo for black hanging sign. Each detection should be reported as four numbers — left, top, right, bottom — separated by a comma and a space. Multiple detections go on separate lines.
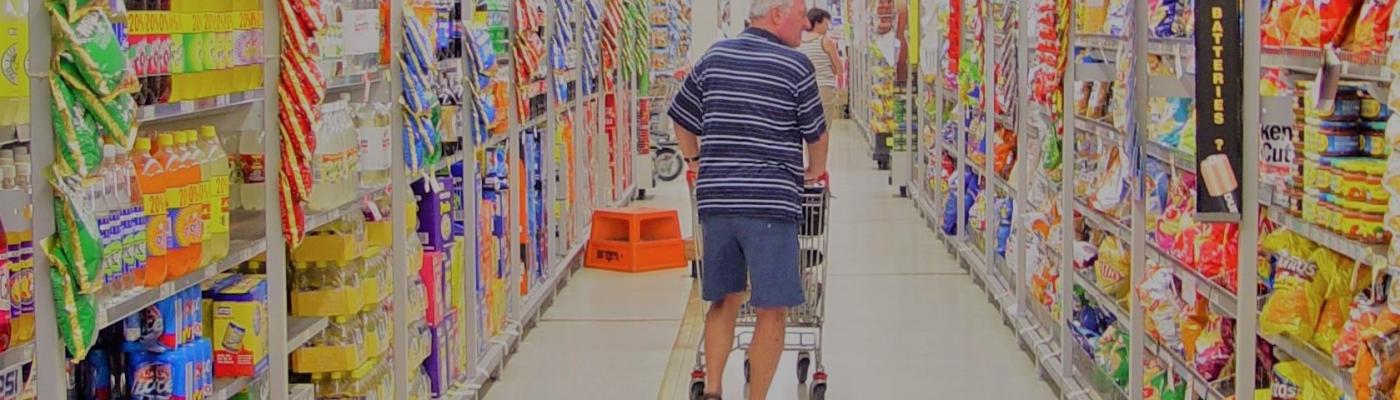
1194, 0, 1244, 221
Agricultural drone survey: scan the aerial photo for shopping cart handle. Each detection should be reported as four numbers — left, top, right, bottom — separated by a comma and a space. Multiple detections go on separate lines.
804, 172, 830, 189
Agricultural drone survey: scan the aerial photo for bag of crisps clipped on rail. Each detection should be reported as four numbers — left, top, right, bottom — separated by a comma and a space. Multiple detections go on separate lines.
1274, 360, 1344, 400
1335, 286, 1387, 368
1139, 264, 1186, 352
1096, 236, 1130, 300
1342, 0, 1397, 54
1194, 315, 1234, 381
1311, 249, 1365, 354
1351, 315, 1400, 400
1260, 230, 1328, 341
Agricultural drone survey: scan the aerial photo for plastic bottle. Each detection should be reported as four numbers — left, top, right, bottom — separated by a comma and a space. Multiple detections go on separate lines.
175, 131, 203, 274
181, 130, 210, 268
97, 145, 119, 298
115, 148, 143, 292
199, 126, 230, 262
140, 136, 171, 286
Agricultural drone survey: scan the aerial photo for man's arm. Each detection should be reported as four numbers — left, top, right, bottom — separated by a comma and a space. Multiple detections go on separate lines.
676, 124, 701, 171
822, 37, 844, 79
805, 133, 829, 183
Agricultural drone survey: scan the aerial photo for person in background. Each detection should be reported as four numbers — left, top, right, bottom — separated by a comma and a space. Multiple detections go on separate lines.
668, 0, 829, 398
798, 8, 843, 125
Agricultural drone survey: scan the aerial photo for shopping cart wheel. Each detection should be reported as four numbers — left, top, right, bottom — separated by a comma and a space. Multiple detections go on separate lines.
796, 352, 812, 384
810, 383, 827, 400
689, 381, 706, 400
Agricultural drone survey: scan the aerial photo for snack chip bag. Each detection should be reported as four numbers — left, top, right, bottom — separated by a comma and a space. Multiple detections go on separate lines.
1274, 360, 1343, 400
1343, 0, 1397, 54
1293, 0, 1357, 47
1096, 236, 1130, 299
1353, 317, 1400, 400
1263, 0, 1304, 46
1336, 287, 1387, 368
1260, 243, 1328, 341
1139, 265, 1187, 352
51, 169, 102, 294
1194, 315, 1234, 381
47, 5, 139, 98
41, 238, 98, 362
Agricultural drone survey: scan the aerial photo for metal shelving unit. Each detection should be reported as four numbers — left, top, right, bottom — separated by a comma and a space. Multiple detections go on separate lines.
904, 0, 1400, 397
27, 0, 642, 398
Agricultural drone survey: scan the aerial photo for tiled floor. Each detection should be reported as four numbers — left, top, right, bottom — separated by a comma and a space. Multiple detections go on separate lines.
484, 121, 1056, 399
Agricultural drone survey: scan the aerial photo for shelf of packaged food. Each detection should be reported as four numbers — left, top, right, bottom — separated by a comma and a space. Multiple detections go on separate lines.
0, 343, 33, 374
95, 234, 268, 328
988, 173, 1014, 194
286, 316, 329, 353
438, 57, 464, 72
1074, 115, 1124, 140
482, 132, 513, 148
304, 184, 389, 232
1265, 206, 1387, 266
1263, 46, 1388, 82
445, 238, 593, 400
1075, 201, 1131, 240
995, 113, 1015, 129
1010, 310, 1092, 400
1143, 336, 1229, 400
1074, 33, 1193, 55
1263, 333, 1356, 399
519, 114, 548, 130
1143, 139, 1195, 171
138, 90, 265, 123
1072, 269, 1129, 324
1068, 341, 1131, 400
1144, 242, 1239, 318
213, 377, 254, 400
290, 384, 316, 400
326, 68, 389, 91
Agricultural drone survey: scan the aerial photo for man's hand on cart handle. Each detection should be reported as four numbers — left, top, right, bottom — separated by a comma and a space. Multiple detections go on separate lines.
804, 169, 828, 186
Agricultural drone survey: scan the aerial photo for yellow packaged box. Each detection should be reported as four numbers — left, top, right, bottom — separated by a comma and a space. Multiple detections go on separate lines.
211, 274, 269, 378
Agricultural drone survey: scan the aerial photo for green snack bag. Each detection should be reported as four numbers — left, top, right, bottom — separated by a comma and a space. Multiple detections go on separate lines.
49, 68, 101, 176
51, 169, 103, 294
57, 60, 137, 150
42, 237, 98, 362
48, 5, 138, 98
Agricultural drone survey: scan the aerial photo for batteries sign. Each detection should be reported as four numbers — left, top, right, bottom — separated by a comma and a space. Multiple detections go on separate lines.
1194, 0, 1244, 221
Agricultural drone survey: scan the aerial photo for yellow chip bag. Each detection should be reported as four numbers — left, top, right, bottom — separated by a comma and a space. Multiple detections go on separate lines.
1261, 246, 1328, 341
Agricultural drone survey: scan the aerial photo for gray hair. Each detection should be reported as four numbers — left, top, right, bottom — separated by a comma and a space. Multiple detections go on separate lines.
749, 0, 795, 19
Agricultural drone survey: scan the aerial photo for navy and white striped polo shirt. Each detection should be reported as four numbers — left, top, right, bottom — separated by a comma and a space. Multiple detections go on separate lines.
668, 28, 828, 223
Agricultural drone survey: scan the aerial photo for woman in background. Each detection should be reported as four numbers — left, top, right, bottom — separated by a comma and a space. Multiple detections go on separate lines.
799, 8, 843, 125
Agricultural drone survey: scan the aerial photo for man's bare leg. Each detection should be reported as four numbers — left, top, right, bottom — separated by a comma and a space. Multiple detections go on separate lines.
704, 293, 745, 396
747, 307, 787, 400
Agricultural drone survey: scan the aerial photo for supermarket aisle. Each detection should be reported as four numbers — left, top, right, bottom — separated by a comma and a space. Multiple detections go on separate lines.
485, 121, 1055, 399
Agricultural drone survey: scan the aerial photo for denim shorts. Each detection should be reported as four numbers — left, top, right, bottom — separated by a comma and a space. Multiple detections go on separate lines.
700, 216, 804, 308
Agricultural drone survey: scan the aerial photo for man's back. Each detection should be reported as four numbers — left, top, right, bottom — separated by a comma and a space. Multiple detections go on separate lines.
668, 28, 828, 223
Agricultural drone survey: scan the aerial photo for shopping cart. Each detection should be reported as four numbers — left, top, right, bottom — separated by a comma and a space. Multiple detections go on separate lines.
687, 177, 832, 400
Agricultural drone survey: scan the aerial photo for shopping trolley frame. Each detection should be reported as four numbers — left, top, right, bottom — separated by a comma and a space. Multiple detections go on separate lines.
687, 185, 832, 400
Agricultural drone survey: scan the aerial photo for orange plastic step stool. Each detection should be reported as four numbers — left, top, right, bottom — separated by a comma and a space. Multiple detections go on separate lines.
586, 207, 687, 272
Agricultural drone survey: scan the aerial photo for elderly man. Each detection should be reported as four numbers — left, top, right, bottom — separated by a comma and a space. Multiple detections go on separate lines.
667, 0, 830, 398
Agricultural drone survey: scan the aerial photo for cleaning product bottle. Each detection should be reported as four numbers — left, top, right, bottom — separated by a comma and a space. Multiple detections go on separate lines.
141, 136, 172, 286
199, 126, 230, 262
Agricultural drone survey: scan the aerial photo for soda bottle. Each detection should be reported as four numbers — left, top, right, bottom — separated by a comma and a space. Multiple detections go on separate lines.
198, 126, 230, 262
171, 131, 203, 274
135, 137, 170, 287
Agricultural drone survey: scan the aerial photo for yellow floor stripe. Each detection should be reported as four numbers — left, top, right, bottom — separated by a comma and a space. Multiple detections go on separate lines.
659, 281, 706, 400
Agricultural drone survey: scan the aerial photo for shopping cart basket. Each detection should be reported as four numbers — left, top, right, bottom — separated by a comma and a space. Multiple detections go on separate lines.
687, 179, 831, 400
